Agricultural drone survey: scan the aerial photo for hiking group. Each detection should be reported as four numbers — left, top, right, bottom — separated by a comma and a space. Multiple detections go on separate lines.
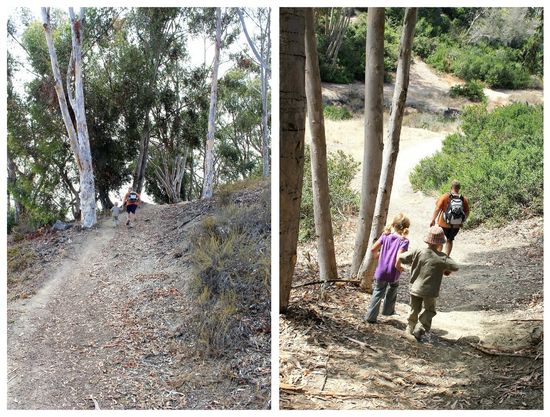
365, 180, 470, 342
111, 187, 142, 228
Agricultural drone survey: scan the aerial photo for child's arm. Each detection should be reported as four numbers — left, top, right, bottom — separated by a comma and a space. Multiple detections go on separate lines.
395, 248, 406, 272
443, 256, 459, 275
398, 250, 414, 266
370, 238, 383, 253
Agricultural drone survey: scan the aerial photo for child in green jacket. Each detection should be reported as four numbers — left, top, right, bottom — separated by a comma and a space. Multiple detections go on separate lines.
398, 225, 459, 341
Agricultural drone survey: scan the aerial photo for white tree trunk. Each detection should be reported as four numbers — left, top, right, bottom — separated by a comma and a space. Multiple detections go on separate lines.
280, 8, 306, 313
202, 7, 222, 199
42, 7, 97, 228
305, 8, 338, 283
358, 8, 418, 291
237, 8, 271, 177
350, 8, 385, 276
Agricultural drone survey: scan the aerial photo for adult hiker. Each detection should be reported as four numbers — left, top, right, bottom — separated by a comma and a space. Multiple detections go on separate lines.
429, 180, 470, 256
122, 187, 141, 227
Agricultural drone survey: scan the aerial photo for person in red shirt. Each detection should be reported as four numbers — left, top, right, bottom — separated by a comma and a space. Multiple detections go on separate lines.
122, 187, 141, 227
429, 180, 470, 256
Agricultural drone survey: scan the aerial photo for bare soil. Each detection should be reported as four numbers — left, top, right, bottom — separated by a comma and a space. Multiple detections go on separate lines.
7, 193, 270, 410
281, 60, 543, 410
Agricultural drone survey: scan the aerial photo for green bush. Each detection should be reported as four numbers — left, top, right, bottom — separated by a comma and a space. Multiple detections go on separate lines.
449, 80, 486, 102
410, 103, 543, 226
427, 43, 532, 89
300, 147, 360, 241
323, 105, 353, 121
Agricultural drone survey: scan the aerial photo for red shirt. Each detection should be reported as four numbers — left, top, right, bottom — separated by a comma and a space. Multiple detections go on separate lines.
124, 191, 141, 207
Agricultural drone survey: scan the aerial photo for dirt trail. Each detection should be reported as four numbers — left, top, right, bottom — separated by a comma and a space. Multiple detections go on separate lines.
282, 61, 543, 410
7, 201, 257, 410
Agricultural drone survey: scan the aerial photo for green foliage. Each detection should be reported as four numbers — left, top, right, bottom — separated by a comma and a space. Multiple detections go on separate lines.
427, 43, 532, 89
300, 147, 360, 241
188, 182, 270, 357
410, 103, 543, 226
7, 209, 17, 235
449, 80, 486, 102
317, 12, 400, 84
323, 105, 353, 120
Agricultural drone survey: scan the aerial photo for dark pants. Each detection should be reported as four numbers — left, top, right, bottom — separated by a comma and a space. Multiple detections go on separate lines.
365, 280, 399, 322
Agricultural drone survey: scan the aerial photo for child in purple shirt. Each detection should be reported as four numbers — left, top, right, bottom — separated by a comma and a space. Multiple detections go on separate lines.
365, 213, 410, 323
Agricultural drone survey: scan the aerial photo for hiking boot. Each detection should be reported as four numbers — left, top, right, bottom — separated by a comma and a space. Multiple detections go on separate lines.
413, 327, 425, 341
126, 219, 130, 226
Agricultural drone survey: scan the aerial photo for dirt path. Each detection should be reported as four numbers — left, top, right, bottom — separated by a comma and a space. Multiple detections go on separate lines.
7, 201, 259, 410
281, 62, 543, 410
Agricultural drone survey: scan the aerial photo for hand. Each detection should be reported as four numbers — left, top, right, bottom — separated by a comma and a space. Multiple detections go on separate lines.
396, 264, 405, 272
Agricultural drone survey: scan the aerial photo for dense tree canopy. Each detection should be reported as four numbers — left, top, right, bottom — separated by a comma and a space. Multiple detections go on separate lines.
7, 7, 270, 230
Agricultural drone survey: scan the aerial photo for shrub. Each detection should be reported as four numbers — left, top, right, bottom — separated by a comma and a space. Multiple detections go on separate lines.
323, 105, 353, 121
410, 103, 543, 226
427, 43, 532, 89
449, 80, 486, 102
300, 147, 360, 241
188, 183, 270, 356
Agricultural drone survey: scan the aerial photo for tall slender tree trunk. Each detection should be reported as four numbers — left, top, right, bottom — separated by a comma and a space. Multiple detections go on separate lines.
7, 154, 22, 224
202, 7, 222, 199
358, 8, 418, 291
237, 8, 271, 177
280, 8, 306, 313
304, 9, 338, 283
133, 109, 151, 193
350, 8, 385, 277
42, 7, 97, 228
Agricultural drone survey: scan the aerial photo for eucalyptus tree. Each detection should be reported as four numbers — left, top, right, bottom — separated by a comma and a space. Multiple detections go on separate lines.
350, 8, 385, 277
280, 8, 306, 313
124, 8, 188, 194
304, 8, 338, 283
216, 67, 263, 183
237, 7, 271, 177
202, 7, 223, 199
358, 8, 418, 291
41, 7, 97, 228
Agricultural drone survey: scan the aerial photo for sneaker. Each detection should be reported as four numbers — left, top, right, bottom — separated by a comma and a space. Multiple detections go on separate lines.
413, 327, 425, 341
126, 220, 130, 226
364, 315, 377, 324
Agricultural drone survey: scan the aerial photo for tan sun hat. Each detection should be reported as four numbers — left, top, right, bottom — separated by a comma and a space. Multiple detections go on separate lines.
424, 225, 446, 245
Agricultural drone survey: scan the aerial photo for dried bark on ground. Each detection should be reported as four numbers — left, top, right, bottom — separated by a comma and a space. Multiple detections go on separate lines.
7, 186, 270, 410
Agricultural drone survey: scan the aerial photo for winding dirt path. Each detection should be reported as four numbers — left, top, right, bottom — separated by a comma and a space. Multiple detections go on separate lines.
7, 204, 198, 409
281, 61, 543, 410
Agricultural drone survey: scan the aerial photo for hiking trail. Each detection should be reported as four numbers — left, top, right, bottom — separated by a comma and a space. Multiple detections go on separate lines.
7, 195, 268, 410
281, 59, 543, 410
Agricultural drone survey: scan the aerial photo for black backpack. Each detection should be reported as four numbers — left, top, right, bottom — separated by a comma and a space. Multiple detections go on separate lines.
128, 192, 138, 203
443, 193, 465, 226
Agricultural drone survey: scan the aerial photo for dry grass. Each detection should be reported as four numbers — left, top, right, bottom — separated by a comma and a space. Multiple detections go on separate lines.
187, 181, 271, 357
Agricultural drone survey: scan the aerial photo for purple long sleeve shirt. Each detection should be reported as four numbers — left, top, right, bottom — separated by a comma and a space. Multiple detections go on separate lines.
374, 233, 409, 283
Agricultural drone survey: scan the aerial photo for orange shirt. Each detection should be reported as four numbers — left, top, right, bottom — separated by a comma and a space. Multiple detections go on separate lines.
124, 191, 141, 206
436, 192, 469, 228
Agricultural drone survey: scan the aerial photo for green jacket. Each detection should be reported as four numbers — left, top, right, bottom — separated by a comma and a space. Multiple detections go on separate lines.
398, 247, 459, 298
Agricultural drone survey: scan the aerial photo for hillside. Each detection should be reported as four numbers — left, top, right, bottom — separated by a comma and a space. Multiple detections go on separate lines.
281, 59, 543, 410
7, 184, 270, 410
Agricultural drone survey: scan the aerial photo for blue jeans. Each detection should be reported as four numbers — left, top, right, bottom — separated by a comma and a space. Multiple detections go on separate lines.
365, 279, 399, 322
